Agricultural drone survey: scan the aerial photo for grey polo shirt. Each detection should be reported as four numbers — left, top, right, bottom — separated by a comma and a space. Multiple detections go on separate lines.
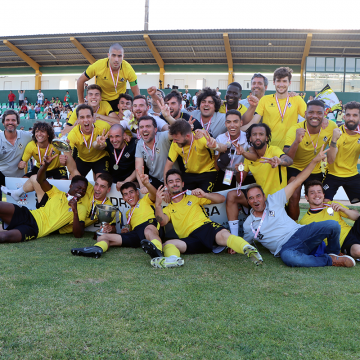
239, 98, 250, 108
135, 131, 178, 182
243, 189, 303, 256
0, 130, 32, 177
182, 109, 226, 138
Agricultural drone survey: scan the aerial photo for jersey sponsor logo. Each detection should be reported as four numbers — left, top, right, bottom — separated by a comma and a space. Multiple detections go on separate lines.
269, 210, 275, 217
187, 201, 192, 206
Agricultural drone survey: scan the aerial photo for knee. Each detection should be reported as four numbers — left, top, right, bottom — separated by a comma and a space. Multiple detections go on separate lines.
226, 190, 237, 204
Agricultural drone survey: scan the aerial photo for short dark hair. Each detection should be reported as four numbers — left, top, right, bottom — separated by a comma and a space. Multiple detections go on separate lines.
32, 121, 55, 143
133, 95, 148, 107
304, 180, 325, 196
165, 168, 183, 183
226, 109, 242, 120
164, 90, 182, 105
169, 119, 191, 136
244, 183, 265, 199
87, 84, 102, 93
96, 172, 113, 188
344, 101, 360, 113
228, 82, 242, 91
251, 73, 269, 87
71, 175, 88, 187
197, 87, 221, 112
246, 123, 272, 145
273, 67, 293, 82
119, 93, 133, 104
76, 104, 93, 118
2, 109, 20, 125
138, 115, 157, 128
120, 182, 137, 194
307, 100, 325, 109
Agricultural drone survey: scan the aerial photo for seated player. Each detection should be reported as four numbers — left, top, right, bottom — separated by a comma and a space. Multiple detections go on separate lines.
300, 180, 360, 260
151, 169, 263, 268
0, 155, 88, 242
93, 124, 137, 191
19, 121, 68, 179
66, 104, 110, 177
71, 170, 163, 260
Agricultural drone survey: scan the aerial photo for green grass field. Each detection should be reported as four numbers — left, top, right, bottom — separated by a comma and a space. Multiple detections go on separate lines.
1, 208, 360, 359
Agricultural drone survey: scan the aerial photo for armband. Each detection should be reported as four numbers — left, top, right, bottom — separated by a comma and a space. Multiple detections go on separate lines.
129, 80, 138, 87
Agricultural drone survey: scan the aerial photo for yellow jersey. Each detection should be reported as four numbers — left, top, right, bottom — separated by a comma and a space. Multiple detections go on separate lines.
284, 121, 337, 173
67, 101, 113, 126
22, 141, 62, 170
299, 201, 351, 246
67, 120, 110, 162
168, 134, 216, 173
328, 125, 360, 177
163, 194, 212, 238
255, 94, 307, 149
125, 194, 156, 230
244, 145, 287, 196
85, 58, 137, 101
219, 102, 247, 116
30, 185, 87, 238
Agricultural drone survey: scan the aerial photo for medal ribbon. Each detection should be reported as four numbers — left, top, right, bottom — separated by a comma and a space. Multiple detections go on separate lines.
127, 201, 139, 225
114, 145, 126, 166
143, 141, 156, 162
109, 66, 120, 93
250, 210, 266, 239
80, 125, 94, 151
237, 169, 243, 196
311, 204, 331, 211
275, 95, 289, 122
200, 117, 212, 132
171, 190, 189, 200
306, 125, 321, 154
37, 143, 50, 163
182, 134, 194, 167
344, 125, 360, 135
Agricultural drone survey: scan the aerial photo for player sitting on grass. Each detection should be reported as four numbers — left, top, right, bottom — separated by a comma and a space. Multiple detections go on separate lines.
151, 169, 263, 269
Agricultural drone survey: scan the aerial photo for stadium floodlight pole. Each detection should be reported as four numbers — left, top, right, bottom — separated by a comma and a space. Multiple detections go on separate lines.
144, 0, 149, 31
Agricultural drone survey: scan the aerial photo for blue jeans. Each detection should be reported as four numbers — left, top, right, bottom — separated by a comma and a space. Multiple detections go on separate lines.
8, 101, 14, 109
280, 220, 340, 267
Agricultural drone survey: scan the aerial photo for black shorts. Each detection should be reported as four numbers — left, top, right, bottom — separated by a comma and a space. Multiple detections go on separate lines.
183, 171, 218, 193
24, 166, 68, 179
323, 173, 360, 204
76, 156, 110, 177
213, 171, 255, 192
3, 204, 39, 241
149, 175, 164, 190
181, 222, 226, 254
341, 217, 360, 255
287, 167, 323, 185
106, 97, 122, 113
121, 219, 160, 248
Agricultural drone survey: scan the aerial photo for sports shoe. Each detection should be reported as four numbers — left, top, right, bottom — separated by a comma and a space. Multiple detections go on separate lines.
1, 186, 24, 201
140, 239, 163, 258
151, 256, 184, 269
71, 246, 103, 259
328, 254, 356, 267
243, 244, 263, 266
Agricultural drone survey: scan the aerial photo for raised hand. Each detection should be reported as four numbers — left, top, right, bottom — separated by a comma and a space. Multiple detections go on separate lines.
43, 154, 58, 167
296, 128, 306, 144
332, 127, 342, 143
156, 98, 170, 118
191, 188, 205, 198
313, 144, 329, 163
247, 94, 259, 107
188, 116, 196, 130
137, 167, 150, 186
18, 160, 27, 169
59, 154, 67, 166
96, 129, 109, 147
155, 185, 166, 206
234, 142, 245, 155
260, 156, 281, 168
289, 91, 299, 97
147, 86, 157, 97
194, 129, 207, 140
204, 131, 217, 149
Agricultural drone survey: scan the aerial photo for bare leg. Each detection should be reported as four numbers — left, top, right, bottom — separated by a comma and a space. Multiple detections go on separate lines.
29, 175, 45, 203
0, 229, 22, 243
144, 224, 161, 242
226, 189, 248, 221
350, 244, 360, 259
97, 233, 123, 247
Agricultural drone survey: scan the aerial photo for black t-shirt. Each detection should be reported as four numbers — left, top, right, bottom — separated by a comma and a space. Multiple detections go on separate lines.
105, 137, 137, 182
160, 112, 203, 130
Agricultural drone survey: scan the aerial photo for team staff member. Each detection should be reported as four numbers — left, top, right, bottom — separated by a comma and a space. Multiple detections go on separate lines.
324, 101, 360, 204
67, 104, 110, 177
284, 100, 337, 220
93, 124, 137, 190
151, 169, 263, 269
242, 67, 307, 149
164, 120, 218, 193
300, 180, 360, 259
219, 82, 247, 116
240, 73, 268, 109
71, 172, 163, 260
0, 155, 88, 242
225, 123, 293, 237
77, 43, 140, 111
20, 121, 68, 179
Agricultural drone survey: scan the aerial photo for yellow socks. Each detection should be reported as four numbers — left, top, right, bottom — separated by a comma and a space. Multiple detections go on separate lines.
226, 235, 249, 254
94, 241, 109, 252
163, 244, 180, 258
151, 239, 163, 251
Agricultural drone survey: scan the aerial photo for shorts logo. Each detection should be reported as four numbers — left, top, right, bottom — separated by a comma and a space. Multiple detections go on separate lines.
269, 210, 275, 217
25, 235, 35, 241
323, 184, 329, 190
125, 152, 130, 158
149, 219, 153, 223
187, 201, 192, 206
323, 136, 328, 142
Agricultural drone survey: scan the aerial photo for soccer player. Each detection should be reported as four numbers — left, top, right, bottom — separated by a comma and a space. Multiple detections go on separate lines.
283, 100, 337, 220
219, 82, 248, 116
225, 123, 293, 236
300, 180, 360, 259
71, 172, 163, 259
117, 93, 133, 118
67, 104, 110, 177
151, 169, 263, 269
323, 101, 360, 204
93, 124, 137, 190
19, 121, 68, 179
163, 120, 218, 192
0, 155, 88, 242
77, 43, 140, 111
243, 147, 355, 268
242, 67, 307, 149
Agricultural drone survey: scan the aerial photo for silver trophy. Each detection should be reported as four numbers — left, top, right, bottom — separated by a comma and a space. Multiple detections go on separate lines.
52, 134, 71, 154
95, 204, 118, 236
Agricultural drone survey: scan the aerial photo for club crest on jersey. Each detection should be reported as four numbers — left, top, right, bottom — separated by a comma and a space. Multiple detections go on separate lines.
288, 103, 292, 108
187, 201, 192, 206
124, 152, 130, 158
357, 138, 360, 144
120, 78, 125, 82
269, 210, 275, 217
323, 136, 328, 142
156, 147, 160, 154
136, 203, 140, 208
323, 184, 329, 191
68, 208, 72, 212
18, 143, 23, 149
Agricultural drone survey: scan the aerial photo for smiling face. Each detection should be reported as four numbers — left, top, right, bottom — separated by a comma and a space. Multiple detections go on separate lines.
109, 127, 125, 149
199, 96, 216, 118
3, 114, 18, 133
305, 185, 325, 208
133, 98, 148, 120
139, 119, 157, 144
274, 77, 290, 95
225, 114, 242, 138
344, 108, 360, 130
171, 132, 190, 148
251, 76, 267, 98
78, 109, 94, 134
166, 173, 184, 194
35, 128, 49, 144
225, 85, 241, 106
108, 48, 123, 71
94, 177, 111, 201
118, 98, 132, 113
121, 186, 140, 207
68, 180, 87, 199
247, 187, 266, 214
165, 97, 182, 119
87, 88, 101, 109
305, 105, 324, 129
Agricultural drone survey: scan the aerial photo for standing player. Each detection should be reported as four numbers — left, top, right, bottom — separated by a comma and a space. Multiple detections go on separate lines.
77, 43, 140, 111
218, 82, 248, 116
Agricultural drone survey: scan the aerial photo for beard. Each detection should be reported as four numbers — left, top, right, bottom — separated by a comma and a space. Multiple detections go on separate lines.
346, 122, 358, 131
252, 140, 266, 150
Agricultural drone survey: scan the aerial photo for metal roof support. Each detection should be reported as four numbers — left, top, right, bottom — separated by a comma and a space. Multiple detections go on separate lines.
70, 37, 96, 64
143, 34, 165, 88
223, 33, 234, 85
300, 33, 312, 91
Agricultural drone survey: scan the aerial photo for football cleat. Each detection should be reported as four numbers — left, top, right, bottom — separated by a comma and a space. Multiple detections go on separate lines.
71, 246, 103, 259
151, 256, 184, 269
140, 239, 163, 258
243, 244, 263, 266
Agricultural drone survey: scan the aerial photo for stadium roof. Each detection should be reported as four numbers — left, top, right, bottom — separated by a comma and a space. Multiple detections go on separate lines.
1, 29, 360, 69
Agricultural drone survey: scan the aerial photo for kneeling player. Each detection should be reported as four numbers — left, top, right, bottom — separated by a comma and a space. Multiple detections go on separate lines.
152, 169, 263, 269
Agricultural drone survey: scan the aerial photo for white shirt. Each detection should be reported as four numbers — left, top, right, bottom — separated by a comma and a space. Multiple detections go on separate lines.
53, 121, 62, 132
37, 92, 44, 101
